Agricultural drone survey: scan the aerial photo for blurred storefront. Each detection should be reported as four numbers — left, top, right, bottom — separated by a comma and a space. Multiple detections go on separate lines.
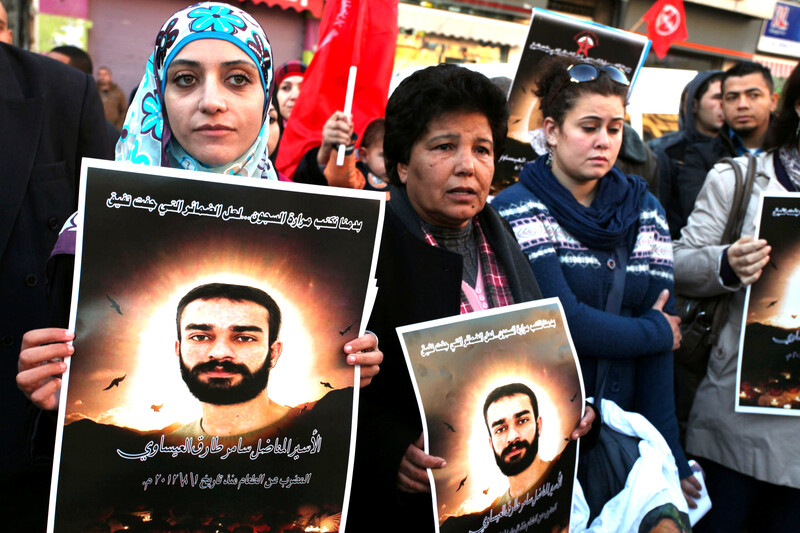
1, 0, 319, 95
8, 0, 800, 98
3, 0, 30, 47
85, 0, 316, 98
34, 0, 91, 53
394, 3, 528, 71
394, 0, 793, 82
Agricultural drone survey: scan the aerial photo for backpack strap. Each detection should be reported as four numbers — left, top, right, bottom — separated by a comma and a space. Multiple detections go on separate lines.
707, 153, 758, 345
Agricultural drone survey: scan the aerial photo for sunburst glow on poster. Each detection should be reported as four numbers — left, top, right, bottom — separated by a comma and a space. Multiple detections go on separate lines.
398, 299, 584, 531
737, 193, 800, 416
50, 161, 383, 532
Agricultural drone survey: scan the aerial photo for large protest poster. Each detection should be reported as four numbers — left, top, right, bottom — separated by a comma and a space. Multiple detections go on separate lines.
48, 159, 384, 532
397, 299, 584, 533
494, 9, 650, 193
737, 192, 800, 415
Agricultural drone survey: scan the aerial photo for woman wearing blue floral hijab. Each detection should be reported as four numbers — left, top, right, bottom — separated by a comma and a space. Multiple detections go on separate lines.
18, 2, 383, 416
117, 1, 278, 179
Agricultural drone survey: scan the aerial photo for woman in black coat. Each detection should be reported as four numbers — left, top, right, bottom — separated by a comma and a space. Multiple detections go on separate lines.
348, 64, 593, 531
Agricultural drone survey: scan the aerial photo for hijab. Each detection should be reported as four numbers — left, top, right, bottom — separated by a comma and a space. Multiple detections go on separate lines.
116, 2, 277, 180
273, 59, 306, 127
274, 59, 306, 89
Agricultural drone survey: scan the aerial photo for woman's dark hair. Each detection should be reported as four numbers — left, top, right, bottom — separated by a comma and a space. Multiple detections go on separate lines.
383, 64, 509, 186
764, 60, 800, 151
535, 57, 628, 126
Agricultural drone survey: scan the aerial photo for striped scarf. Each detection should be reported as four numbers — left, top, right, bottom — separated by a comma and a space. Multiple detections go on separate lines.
421, 217, 514, 314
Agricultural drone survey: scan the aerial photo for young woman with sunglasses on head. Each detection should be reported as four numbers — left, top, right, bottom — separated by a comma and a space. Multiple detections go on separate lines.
492, 58, 701, 509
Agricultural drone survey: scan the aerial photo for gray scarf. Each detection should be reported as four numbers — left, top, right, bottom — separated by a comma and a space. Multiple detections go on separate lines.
778, 146, 800, 191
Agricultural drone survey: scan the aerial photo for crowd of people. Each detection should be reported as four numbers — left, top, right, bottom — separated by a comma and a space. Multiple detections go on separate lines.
3, 0, 800, 531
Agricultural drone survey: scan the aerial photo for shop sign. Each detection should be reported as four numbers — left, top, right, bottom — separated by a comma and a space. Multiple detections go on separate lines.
757, 1, 800, 58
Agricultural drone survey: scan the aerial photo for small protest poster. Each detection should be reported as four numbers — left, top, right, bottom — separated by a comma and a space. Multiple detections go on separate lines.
47, 159, 384, 532
737, 192, 800, 415
494, 8, 650, 192
397, 299, 584, 533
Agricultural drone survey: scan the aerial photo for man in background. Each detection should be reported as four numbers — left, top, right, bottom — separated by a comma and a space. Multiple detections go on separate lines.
676, 62, 777, 229
46, 44, 120, 152
48, 44, 93, 74
649, 70, 724, 238
96, 66, 127, 131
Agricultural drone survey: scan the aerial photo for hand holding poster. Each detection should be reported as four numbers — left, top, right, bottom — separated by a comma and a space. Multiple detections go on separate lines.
737, 192, 800, 415
494, 9, 650, 192
397, 299, 584, 532
48, 160, 384, 532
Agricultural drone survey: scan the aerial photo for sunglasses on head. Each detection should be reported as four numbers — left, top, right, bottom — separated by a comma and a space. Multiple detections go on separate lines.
546, 63, 630, 109
566, 63, 630, 86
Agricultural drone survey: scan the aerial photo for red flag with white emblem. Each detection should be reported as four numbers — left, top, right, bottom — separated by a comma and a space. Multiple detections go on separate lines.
643, 0, 688, 59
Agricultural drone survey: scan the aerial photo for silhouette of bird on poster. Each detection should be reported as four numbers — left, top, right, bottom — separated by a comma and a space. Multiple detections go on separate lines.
103, 374, 126, 390
443, 421, 456, 432
320, 381, 334, 389
768, 300, 779, 308
106, 295, 122, 315
457, 475, 467, 492
339, 323, 353, 336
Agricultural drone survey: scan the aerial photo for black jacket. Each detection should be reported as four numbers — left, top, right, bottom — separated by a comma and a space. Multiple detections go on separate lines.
348, 189, 542, 531
0, 42, 112, 531
675, 124, 738, 231
648, 70, 723, 239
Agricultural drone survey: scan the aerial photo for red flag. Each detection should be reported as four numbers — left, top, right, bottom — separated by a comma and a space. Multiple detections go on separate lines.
643, 0, 688, 59
276, 0, 398, 179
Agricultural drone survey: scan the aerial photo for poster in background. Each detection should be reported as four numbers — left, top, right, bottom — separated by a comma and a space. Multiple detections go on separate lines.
736, 192, 800, 415
48, 160, 384, 532
494, 8, 650, 192
626, 66, 698, 143
398, 299, 584, 532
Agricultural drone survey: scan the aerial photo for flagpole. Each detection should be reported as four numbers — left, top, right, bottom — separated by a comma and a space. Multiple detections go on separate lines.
629, 14, 645, 33
336, 66, 358, 166
336, 0, 368, 166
